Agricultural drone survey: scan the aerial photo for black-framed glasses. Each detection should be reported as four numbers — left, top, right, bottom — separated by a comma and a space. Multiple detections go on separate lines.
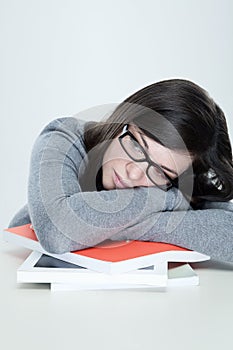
118, 125, 177, 191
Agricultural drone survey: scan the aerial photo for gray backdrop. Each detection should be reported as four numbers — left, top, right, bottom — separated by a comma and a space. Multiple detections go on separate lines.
1, 0, 233, 231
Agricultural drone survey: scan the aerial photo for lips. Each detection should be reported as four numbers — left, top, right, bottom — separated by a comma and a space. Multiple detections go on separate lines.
113, 171, 129, 189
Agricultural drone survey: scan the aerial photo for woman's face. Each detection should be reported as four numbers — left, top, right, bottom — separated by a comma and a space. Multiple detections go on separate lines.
102, 125, 193, 190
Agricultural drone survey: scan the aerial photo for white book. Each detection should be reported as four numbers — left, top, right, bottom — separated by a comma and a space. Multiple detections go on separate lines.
17, 251, 167, 287
51, 264, 199, 291
4, 224, 210, 274
17, 251, 199, 291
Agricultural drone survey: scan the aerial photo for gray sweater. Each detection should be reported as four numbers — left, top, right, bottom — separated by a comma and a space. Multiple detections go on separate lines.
8, 117, 233, 262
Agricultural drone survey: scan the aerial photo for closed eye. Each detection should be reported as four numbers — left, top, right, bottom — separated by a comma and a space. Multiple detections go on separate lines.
134, 128, 180, 178
160, 164, 178, 177
129, 138, 145, 155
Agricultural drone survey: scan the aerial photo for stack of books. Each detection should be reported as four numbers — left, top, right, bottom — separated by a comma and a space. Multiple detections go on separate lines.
3, 224, 210, 291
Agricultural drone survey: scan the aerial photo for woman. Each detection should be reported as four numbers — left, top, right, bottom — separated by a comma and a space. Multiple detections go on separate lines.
8, 79, 233, 262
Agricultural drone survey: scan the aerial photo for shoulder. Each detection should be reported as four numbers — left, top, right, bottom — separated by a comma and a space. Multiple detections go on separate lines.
37, 116, 95, 149
31, 116, 95, 161
39, 116, 89, 138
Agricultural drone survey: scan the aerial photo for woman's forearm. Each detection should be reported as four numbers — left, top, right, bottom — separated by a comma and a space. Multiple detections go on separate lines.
120, 205, 233, 262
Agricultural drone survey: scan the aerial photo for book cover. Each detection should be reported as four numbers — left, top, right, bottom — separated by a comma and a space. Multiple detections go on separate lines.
4, 224, 210, 274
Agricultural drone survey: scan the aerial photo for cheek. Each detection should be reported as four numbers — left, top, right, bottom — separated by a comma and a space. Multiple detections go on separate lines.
103, 140, 127, 165
103, 158, 125, 173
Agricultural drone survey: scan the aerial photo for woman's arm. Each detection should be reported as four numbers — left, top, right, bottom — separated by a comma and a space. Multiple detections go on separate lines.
124, 205, 233, 263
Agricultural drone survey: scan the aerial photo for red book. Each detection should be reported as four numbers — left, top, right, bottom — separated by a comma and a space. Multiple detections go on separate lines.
4, 224, 210, 274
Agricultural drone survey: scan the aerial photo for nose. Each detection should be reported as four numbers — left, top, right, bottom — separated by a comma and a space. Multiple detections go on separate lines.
126, 161, 147, 183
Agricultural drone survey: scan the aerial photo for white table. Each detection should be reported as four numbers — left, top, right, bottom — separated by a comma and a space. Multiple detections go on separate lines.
1, 238, 233, 350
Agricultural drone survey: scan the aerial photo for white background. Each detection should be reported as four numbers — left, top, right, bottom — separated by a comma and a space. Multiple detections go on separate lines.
1, 0, 233, 231
1, 2, 233, 350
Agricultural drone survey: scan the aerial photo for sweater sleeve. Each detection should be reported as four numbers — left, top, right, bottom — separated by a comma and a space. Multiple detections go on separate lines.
133, 201, 233, 262
27, 117, 188, 253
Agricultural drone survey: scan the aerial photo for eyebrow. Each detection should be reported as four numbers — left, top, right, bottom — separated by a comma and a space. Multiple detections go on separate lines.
138, 131, 178, 176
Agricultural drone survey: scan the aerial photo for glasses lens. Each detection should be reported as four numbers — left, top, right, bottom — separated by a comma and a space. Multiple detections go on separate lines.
147, 165, 172, 187
121, 134, 146, 161
119, 132, 173, 190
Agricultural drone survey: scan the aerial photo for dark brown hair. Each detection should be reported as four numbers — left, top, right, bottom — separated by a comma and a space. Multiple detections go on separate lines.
83, 79, 233, 203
